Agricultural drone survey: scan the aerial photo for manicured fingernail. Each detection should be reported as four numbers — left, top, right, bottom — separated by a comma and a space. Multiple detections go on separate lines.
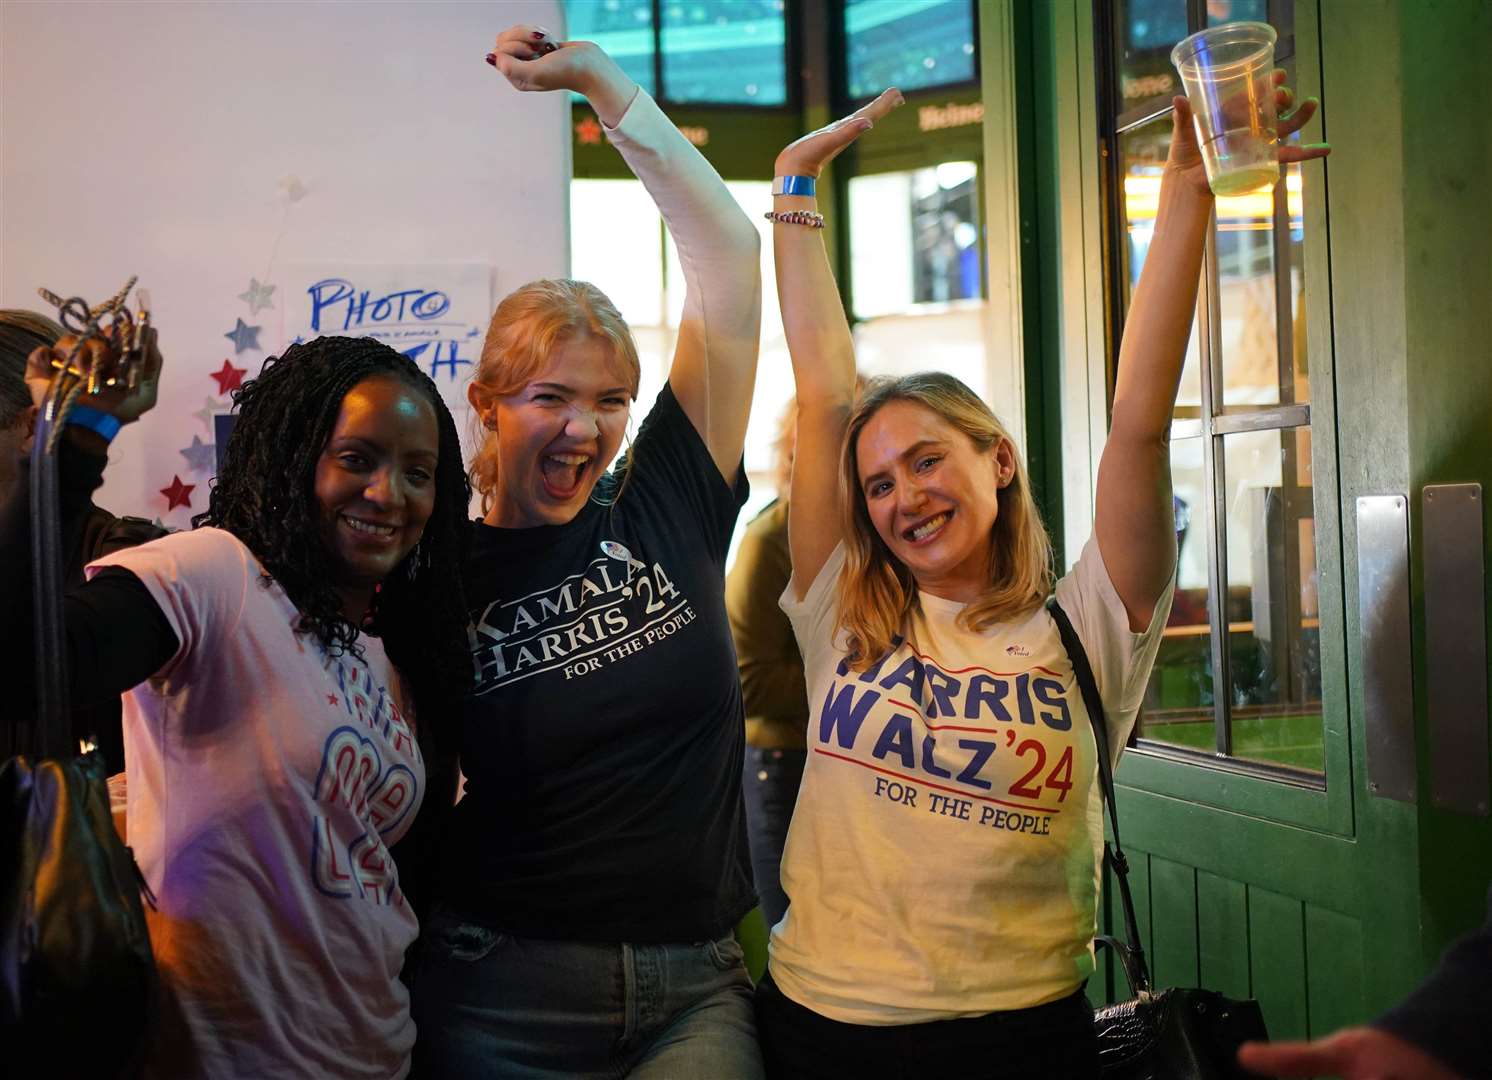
485, 52, 496, 66
532, 31, 545, 40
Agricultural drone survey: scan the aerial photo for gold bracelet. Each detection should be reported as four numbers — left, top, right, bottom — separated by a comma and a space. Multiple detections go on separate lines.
764, 209, 825, 229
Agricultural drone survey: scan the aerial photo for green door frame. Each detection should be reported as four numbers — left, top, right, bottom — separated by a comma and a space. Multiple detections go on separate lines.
986, 0, 1492, 1036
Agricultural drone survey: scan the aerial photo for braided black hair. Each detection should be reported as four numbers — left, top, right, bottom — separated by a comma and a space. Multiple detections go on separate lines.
194, 336, 471, 749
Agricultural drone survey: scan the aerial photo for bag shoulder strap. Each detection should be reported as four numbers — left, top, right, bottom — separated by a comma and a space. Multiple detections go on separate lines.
1046, 596, 1151, 993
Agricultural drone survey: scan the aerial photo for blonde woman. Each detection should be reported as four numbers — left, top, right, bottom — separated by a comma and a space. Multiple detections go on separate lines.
755, 84, 1327, 1076
410, 24, 764, 1079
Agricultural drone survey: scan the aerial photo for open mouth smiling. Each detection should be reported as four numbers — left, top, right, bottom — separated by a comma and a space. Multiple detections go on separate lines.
341, 514, 397, 538
904, 510, 953, 544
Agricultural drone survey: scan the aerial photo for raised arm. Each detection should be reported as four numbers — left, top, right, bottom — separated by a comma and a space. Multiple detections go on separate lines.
490, 25, 761, 483
2, 337, 177, 756
772, 91, 903, 599
1094, 79, 1327, 629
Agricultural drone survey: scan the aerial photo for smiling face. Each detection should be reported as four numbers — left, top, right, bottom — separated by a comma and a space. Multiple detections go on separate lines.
855, 398, 1015, 604
312, 375, 440, 619
476, 333, 632, 529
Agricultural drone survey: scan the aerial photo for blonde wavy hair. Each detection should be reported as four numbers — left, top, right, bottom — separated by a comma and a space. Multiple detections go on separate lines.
467, 279, 641, 514
835, 372, 1053, 670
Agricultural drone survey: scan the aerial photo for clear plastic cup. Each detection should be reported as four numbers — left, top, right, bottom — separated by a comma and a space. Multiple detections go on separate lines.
1171, 22, 1279, 196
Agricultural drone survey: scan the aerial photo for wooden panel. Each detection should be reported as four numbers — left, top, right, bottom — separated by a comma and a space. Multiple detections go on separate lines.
1149, 857, 1199, 990
1128, 848, 1154, 977
1305, 906, 1365, 1038
1197, 871, 1251, 999
1248, 886, 1309, 1040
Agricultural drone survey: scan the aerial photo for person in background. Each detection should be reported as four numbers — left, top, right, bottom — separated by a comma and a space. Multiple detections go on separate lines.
1, 308, 165, 768
2, 334, 471, 1078
1238, 886, 1492, 1079
411, 23, 763, 1079
727, 397, 809, 930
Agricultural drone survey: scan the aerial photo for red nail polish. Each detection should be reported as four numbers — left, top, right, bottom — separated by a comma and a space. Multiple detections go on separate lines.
532, 31, 545, 40
485, 53, 496, 66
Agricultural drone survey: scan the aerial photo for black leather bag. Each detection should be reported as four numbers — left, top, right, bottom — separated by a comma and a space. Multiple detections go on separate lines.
1048, 599, 1270, 1080
1, 386, 157, 1075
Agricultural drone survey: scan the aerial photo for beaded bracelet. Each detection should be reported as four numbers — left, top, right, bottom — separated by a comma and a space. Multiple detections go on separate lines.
764, 209, 825, 229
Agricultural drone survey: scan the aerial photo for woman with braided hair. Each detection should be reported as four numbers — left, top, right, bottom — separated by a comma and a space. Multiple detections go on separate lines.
1, 333, 470, 1079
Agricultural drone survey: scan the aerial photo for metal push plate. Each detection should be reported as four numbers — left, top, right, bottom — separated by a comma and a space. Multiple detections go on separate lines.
1423, 483, 1488, 816
1357, 495, 1416, 802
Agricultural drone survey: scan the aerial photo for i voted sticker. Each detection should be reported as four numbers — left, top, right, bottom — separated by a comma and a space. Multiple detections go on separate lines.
600, 540, 632, 562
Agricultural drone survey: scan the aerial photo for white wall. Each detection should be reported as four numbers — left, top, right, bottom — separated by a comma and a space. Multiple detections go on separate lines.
1, 0, 568, 522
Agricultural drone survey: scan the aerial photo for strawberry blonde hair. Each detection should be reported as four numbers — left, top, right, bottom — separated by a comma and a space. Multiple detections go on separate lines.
835, 372, 1053, 670
467, 279, 641, 514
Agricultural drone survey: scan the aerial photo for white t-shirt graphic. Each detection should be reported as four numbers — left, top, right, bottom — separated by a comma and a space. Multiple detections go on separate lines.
769, 538, 1172, 1024
92, 527, 425, 1079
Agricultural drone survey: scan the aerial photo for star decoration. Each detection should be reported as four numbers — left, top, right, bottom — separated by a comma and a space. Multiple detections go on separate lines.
210, 359, 247, 395
237, 278, 276, 315
224, 318, 261, 354
575, 116, 603, 145
193, 396, 224, 429
160, 475, 195, 511
179, 435, 216, 473
327, 694, 339, 706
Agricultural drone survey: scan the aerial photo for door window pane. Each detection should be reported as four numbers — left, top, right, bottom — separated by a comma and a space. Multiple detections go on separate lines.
1221, 427, 1323, 771
1119, 114, 1202, 414
1214, 163, 1308, 409
1138, 437, 1216, 750
1114, 0, 1186, 114
1207, 0, 1269, 25
660, 1, 787, 105
844, 0, 976, 101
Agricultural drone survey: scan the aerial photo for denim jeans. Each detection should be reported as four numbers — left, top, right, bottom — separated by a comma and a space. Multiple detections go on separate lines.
411, 906, 764, 1079
755, 970, 1098, 1079
741, 748, 807, 928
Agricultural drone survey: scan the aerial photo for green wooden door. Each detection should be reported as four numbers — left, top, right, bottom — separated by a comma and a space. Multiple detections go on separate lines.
997, 0, 1492, 1041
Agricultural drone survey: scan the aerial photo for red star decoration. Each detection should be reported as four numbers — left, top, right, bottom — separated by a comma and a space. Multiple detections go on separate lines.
210, 358, 247, 395
327, 694, 339, 706
575, 116, 603, 145
159, 475, 195, 511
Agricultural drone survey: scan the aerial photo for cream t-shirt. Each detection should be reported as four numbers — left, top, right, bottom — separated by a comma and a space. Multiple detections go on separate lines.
769, 537, 1172, 1024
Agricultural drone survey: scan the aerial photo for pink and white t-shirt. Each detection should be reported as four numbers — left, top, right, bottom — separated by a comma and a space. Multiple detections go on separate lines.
768, 537, 1172, 1025
90, 527, 425, 1079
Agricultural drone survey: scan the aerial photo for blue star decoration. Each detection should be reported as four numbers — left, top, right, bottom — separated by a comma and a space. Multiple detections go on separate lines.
224, 318, 261, 354
237, 278, 276, 315
179, 435, 216, 474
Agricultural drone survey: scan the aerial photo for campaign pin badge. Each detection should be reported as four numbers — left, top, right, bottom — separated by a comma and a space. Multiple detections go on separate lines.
600, 540, 632, 562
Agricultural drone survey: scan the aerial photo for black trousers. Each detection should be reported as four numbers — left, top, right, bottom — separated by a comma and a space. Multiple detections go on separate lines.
755, 969, 1099, 1080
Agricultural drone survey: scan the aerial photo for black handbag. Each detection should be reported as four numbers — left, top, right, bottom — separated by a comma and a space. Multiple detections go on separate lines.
1, 326, 158, 1076
1048, 599, 1270, 1080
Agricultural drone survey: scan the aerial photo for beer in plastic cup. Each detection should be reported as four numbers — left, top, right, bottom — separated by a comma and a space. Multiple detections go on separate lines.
1171, 22, 1279, 196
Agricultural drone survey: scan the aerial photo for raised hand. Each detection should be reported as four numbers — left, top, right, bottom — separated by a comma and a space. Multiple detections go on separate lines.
26, 325, 162, 427
484, 25, 635, 126
1237, 1028, 1461, 1079
1166, 70, 1330, 197
774, 89, 905, 179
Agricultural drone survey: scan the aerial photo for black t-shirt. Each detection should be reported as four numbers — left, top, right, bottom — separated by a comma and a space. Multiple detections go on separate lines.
438, 384, 756, 942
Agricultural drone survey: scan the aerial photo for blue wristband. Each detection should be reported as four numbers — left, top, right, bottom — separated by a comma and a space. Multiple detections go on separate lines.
771, 175, 817, 197
65, 405, 123, 444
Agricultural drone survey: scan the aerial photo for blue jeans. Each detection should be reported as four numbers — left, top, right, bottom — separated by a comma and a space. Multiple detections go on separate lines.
741, 748, 807, 928
411, 906, 764, 1079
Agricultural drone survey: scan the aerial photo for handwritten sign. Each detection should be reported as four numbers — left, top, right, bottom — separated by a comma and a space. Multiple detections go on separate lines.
284, 263, 492, 462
